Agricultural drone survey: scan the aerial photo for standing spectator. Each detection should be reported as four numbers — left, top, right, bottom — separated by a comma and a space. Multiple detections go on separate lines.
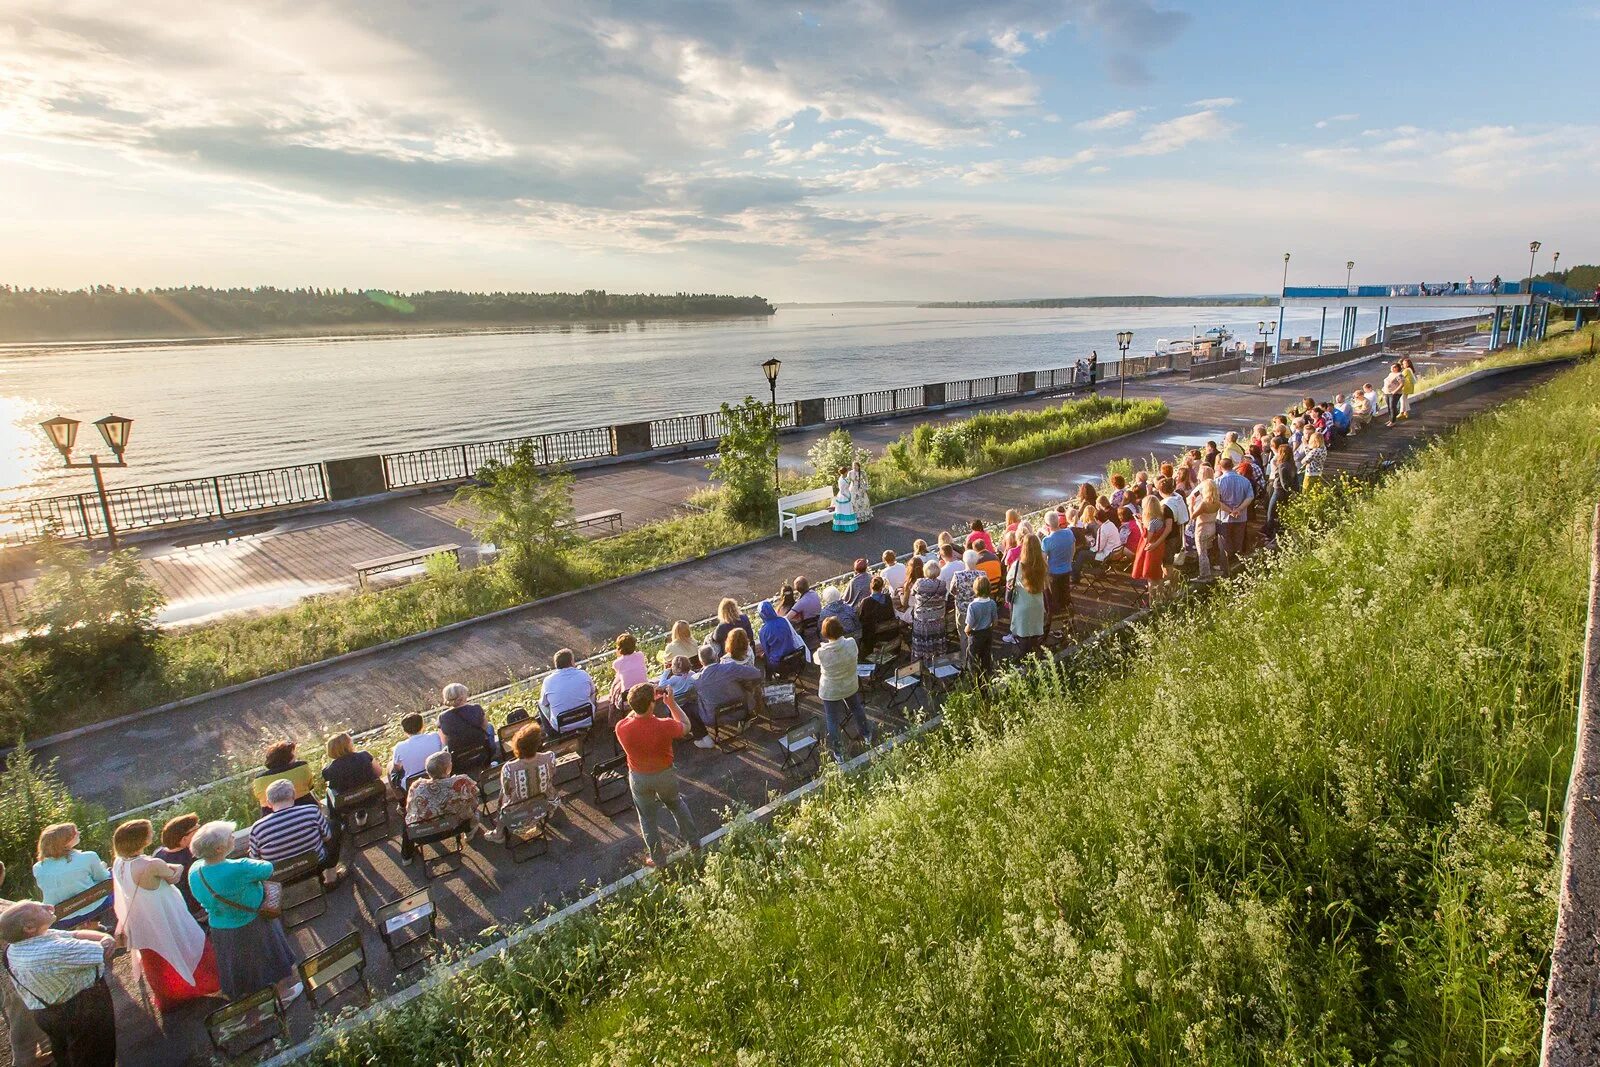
843, 559, 873, 607
437, 683, 495, 772
189, 821, 300, 1005
110, 819, 219, 1012
249, 779, 346, 887
1264, 443, 1296, 542
0, 863, 50, 1067
1399, 357, 1417, 419
948, 550, 982, 663
537, 648, 598, 734
1298, 432, 1329, 489
154, 814, 204, 918
1130, 495, 1170, 593
1040, 511, 1076, 621
402, 751, 491, 860
1191, 477, 1221, 579
1008, 535, 1049, 654
1158, 476, 1190, 560
389, 712, 445, 793
1219, 431, 1246, 468
31, 825, 112, 930
1382, 363, 1405, 426
615, 684, 700, 868
496, 723, 561, 834
609, 633, 650, 710
909, 560, 948, 661
1215, 457, 1255, 573
814, 617, 876, 763
0, 901, 116, 1066
965, 576, 997, 673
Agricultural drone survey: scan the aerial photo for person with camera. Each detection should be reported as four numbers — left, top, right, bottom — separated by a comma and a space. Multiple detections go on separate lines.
614, 682, 700, 868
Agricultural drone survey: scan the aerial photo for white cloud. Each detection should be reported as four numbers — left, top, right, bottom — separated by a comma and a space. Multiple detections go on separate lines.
1188, 96, 1239, 109
1314, 112, 1359, 129
1075, 108, 1139, 131
1123, 107, 1237, 155
1301, 123, 1600, 189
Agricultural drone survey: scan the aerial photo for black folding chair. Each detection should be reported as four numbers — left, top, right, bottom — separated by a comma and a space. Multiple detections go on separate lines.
402, 816, 467, 880
777, 718, 822, 779
329, 779, 391, 849
589, 753, 632, 816
296, 927, 371, 1011
270, 849, 328, 929
372, 886, 437, 971
205, 987, 287, 1059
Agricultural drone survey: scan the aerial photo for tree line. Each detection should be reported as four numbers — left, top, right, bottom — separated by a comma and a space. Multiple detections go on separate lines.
0, 285, 776, 341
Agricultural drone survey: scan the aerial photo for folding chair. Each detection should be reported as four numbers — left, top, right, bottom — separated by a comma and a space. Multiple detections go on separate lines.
777, 718, 822, 779
589, 753, 632, 816
372, 886, 437, 971
709, 697, 752, 750
296, 927, 371, 1011
884, 660, 924, 715
928, 652, 963, 695
500, 804, 555, 863
543, 702, 596, 790
329, 779, 391, 849
205, 987, 287, 1059
760, 681, 799, 726
497, 707, 531, 761
477, 764, 503, 820
451, 738, 497, 780
402, 816, 467, 880
865, 621, 904, 671
270, 849, 328, 929
49, 880, 112, 930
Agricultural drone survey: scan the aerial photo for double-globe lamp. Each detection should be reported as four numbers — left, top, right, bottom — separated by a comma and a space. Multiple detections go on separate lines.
760, 358, 782, 507
1114, 330, 1132, 399
38, 413, 134, 548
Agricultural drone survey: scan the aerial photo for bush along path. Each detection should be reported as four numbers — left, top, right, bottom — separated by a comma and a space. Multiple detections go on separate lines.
3, 395, 1165, 740
297, 359, 1600, 1064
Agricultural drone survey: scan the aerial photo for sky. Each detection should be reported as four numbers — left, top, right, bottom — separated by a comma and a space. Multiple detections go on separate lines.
1, 0, 1596, 302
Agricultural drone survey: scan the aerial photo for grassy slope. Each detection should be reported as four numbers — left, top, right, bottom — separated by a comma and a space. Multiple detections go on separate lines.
318, 358, 1597, 1066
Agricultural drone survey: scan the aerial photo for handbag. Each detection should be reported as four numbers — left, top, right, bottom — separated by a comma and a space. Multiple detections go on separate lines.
197, 868, 282, 921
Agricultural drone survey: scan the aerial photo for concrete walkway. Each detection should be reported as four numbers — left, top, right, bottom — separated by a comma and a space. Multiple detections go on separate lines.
32, 341, 1511, 813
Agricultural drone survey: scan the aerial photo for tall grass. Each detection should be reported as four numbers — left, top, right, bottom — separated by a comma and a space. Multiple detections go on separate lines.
312, 358, 1597, 1066
1418, 320, 1596, 391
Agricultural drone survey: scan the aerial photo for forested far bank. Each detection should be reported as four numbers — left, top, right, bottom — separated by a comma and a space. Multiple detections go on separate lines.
0, 286, 776, 341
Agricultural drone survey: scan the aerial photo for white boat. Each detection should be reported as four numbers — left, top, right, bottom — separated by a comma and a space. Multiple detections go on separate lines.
1153, 327, 1236, 356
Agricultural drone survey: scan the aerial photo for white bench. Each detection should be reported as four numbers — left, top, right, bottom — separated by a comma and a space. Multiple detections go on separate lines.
778, 486, 836, 541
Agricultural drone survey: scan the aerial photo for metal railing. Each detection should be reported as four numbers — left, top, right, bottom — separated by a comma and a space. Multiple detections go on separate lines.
2, 356, 1177, 546
2, 463, 327, 544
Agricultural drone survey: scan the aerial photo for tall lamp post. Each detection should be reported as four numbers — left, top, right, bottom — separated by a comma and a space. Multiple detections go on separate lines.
1257, 320, 1275, 360
1345, 260, 1355, 290
1524, 241, 1542, 348
1115, 331, 1132, 400
39, 413, 134, 549
1276, 252, 1289, 364
760, 358, 782, 522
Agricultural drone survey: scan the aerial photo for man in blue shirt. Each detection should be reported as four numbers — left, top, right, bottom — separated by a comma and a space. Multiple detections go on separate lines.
1040, 511, 1076, 624
1214, 457, 1255, 573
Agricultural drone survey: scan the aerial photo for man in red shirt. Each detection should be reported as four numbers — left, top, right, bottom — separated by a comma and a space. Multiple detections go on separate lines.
614, 683, 700, 868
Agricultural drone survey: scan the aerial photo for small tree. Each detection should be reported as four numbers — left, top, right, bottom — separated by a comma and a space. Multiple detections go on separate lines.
24, 536, 164, 659
806, 429, 869, 481
455, 443, 578, 594
709, 396, 779, 524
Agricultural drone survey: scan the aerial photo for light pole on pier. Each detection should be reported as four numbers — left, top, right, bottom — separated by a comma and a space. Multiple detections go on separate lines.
39, 414, 135, 549
1276, 252, 1289, 364
761, 358, 782, 517
1346, 260, 1355, 290
1115, 331, 1132, 400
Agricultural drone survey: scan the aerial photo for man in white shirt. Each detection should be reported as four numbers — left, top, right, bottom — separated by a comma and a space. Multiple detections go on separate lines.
1381, 364, 1405, 425
537, 648, 598, 734
878, 550, 906, 591
389, 712, 444, 791
1092, 520, 1130, 565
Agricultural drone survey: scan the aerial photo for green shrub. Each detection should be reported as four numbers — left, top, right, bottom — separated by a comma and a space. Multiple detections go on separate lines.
708, 397, 781, 524
453, 445, 579, 595
926, 425, 969, 467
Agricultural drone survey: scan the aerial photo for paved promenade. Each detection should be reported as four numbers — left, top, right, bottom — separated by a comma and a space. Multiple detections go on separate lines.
35, 342, 1503, 813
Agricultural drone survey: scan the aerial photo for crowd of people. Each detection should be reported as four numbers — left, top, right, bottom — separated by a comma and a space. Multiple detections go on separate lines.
0, 364, 1420, 1064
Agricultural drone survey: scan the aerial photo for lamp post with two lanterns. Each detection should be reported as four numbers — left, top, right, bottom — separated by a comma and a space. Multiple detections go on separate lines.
38, 414, 134, 549
1114, 331, 1132, 399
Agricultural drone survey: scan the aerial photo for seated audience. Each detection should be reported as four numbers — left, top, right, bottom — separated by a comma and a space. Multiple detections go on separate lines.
248, 779, 346, 887
818, 585, 861, 639
658, 620, 700, 666
321, 731, 384, 801
757, 600, 807, 669
966, 519, 995, 554
389, 712, 445, 792
712, 598, 756, 657
790, 577, 821, 624
857, 577, 897, 655
609, 633, 650, 709
496, 723, 561, 833
879, 549, 907, 591
437, 682, 495, 771
844, 559, 873, 607
248, 740, 318, 815
154, 813, 204, 917
538, 648, 598, 734
403, 750, 492, 860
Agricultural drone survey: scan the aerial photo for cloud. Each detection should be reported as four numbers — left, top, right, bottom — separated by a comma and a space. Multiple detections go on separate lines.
1314, 112, 1359, 129
1188, 97, 1239, 108
1301, 123, 1600, 189
1075, 108, 1139, 131
1123, 107, 1237, 155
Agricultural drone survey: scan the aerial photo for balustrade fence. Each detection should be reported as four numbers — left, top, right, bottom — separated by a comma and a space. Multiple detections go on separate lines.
3, 356, 1175, 546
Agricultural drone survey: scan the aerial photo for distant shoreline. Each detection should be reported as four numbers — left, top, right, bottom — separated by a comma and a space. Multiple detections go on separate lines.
0, 313, 779, 352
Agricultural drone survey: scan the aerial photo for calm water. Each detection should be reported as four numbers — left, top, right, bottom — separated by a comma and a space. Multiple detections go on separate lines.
0, 304, 1464, 502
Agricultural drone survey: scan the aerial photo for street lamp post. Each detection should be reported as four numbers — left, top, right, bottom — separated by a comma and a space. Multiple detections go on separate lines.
39, 414, 134, 549
1524, 241, 1542, 347
1276, 252, 1289, 364
1345, 260, 1355, 290
760, 358, 782, 527
1115, 331, 1132, 400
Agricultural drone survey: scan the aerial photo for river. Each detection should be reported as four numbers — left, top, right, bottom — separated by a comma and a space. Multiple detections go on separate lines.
0, 303, 1467, 504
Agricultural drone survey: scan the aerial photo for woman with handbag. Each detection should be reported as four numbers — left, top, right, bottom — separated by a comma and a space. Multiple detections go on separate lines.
186, 821, 301, 1006
111, 820, 220, 1013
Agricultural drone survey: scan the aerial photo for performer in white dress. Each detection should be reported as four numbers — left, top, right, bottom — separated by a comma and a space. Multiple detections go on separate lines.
831, 468, 858, 533
847, 460, 873, 523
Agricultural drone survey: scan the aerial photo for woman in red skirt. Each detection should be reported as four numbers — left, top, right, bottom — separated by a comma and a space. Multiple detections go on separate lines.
111, 820, 220, 1013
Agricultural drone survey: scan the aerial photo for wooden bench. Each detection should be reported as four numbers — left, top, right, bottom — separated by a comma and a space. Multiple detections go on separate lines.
778, 487, 835, 541
558, 509, 623, 536
354, 543, 460, 589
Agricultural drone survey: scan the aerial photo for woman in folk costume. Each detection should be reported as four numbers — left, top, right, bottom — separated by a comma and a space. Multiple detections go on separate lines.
847, 459, 873, 523
111, 819, 220, 1012
831, 467, 859, 533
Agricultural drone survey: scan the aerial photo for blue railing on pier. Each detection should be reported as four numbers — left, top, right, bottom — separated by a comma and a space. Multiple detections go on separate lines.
1283, 279, 1590, 302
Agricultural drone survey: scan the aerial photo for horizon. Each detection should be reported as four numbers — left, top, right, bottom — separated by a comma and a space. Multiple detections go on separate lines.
1, 2, 1596, 301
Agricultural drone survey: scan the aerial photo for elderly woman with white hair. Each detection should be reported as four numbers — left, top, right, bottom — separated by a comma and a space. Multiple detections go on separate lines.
817, 585, 860, 640
909, 559, 949, 661
947, 550, 982, 662
436, 681, 496, 775
187, 820, 301, 1005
